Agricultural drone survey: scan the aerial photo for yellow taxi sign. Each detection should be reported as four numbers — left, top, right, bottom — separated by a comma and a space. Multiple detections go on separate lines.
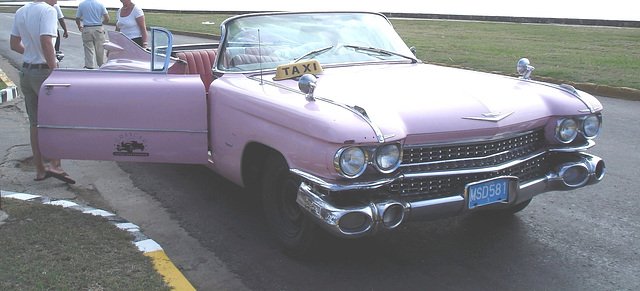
274, 60, 323, 81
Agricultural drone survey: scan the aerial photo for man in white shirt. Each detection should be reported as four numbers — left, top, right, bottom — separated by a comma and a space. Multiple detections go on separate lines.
10, 0, 75, 184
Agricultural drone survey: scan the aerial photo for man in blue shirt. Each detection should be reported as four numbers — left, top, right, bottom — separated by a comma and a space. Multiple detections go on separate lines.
75, 0, 110, 69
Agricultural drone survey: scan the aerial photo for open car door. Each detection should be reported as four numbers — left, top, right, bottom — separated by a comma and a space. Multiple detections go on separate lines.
38, 28, 209, 164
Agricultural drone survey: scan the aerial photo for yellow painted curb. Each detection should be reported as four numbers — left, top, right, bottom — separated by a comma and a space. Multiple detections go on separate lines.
145, 250, 197, 291
0, 67, 16, 87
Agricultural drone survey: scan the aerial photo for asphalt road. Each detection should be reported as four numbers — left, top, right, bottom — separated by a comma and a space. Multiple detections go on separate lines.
1, 12, 639, 290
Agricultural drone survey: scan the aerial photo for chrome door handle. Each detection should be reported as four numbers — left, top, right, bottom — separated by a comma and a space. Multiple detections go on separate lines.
44, 84, 71, 89
44, 84, 71, 95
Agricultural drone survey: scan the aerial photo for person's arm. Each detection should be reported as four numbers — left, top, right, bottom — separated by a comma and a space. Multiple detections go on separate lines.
136, 15, 148, 48
102, 12, 110, 25
75, 17, 83, 31
75, 7, 83, 31
40, 34, 58, 71
59, 18, 68, 38
10, 35, 24, 55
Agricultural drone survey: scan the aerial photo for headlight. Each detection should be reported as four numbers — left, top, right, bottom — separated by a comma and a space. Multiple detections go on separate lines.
375, 144, 401, 173
556, 118, 578, 143
335, 147, 367, 178
582, 115, 601, 138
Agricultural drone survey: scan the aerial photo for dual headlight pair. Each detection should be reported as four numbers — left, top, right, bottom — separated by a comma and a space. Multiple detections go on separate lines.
556, 114, 602, 143
334, 143, 402, 178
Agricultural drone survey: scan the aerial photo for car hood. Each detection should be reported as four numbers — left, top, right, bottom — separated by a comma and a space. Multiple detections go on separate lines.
303, 63, 602, 144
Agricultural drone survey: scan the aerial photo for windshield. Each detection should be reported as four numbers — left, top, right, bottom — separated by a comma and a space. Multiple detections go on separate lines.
217, 12, 415, 72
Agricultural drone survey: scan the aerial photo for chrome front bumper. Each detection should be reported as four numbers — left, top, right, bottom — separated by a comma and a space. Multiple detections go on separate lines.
295, 153, 605, 238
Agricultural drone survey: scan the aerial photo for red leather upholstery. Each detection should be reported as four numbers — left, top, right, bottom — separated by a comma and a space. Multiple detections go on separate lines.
230, 54, 287, 67
174, 49, 218, 93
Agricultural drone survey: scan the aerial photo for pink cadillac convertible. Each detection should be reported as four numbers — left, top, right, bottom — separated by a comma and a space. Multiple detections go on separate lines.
38, 12, 605, 257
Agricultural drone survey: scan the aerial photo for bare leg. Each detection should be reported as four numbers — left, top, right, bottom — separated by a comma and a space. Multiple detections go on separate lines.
32, 125, 73, 183
31, 125, 47, 180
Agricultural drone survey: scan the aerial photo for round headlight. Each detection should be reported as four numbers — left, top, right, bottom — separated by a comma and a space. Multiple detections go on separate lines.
557, 118, 578, 143
582, 115, 601, 138
336, 147, 367, 178
375, 144, 401, 172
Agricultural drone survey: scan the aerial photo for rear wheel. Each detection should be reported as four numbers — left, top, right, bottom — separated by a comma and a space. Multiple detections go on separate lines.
262, 153, 318, 258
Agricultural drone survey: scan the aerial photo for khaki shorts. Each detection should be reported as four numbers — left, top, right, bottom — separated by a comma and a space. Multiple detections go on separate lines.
19, 67, 51, 126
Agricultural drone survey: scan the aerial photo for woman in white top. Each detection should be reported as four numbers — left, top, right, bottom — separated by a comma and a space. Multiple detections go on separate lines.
115, 0, 147, 48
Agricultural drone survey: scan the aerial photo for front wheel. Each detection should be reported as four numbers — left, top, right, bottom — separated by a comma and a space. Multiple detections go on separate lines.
262, 153, 319, 258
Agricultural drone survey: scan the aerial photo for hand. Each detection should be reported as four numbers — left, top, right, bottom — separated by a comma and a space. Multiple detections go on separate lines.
63, 31, 69, 38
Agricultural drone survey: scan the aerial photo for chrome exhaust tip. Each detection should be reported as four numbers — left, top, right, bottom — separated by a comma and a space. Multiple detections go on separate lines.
297, 182, 375, 237
585, 154, 606, 182
557, 163, 589, 188
296, 182, 407, 237
338, 212, 373, 234
377, 202, 405, 229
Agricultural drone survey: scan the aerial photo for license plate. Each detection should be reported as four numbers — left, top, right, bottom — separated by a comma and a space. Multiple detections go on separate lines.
467, 178, 510, 209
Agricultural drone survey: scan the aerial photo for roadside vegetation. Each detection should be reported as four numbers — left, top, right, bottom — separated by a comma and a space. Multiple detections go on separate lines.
0, 198, 170, 290
0, 5, 638, 90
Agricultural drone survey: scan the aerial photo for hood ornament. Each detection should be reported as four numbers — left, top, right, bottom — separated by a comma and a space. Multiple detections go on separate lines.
298, 74, 317, 101
462, 111, 514, 122
517, 58, 535, 79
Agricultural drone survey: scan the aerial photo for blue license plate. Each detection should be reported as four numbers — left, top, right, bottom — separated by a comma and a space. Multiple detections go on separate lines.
467, 178, 510, 209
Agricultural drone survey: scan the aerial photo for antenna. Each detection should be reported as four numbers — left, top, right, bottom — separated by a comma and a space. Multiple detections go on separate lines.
258, 28, 263, 85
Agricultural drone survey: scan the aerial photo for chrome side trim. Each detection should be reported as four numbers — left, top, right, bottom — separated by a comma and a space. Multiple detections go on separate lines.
517, 78, 600, 113
549, 140, 595, 152
290, 168, 398, 191
37, 125, 208, 134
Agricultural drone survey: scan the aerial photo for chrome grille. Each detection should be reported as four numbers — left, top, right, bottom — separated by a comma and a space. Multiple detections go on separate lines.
389, 153, 550, 201
401, 130, 545, 174
388, 130, 548, 201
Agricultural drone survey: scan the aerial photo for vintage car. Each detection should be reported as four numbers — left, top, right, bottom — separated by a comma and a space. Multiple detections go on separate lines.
38, 12, 605, 257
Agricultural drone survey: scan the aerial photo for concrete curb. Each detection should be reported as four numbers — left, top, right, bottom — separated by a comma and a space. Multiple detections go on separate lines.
0, 190, 196, 291
0, 67, 18, 104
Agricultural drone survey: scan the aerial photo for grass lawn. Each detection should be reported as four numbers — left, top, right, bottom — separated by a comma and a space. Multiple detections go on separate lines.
0, 198, 170, 290
1, 5, 638, 90
394, 19, 640, 89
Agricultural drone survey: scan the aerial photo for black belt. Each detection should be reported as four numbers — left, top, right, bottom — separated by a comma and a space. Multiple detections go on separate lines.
23, 63, 49, 70
84, 24, 102, 27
